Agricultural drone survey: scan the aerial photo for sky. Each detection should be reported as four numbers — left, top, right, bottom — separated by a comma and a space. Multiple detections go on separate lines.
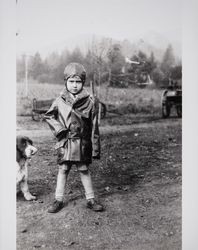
16, 0, 182, 57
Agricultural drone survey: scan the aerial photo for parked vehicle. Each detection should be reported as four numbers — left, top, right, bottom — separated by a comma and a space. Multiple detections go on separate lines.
161, 81, 182, 118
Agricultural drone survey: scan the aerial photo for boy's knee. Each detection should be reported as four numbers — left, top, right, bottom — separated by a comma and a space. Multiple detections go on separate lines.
77, 163, 89, 172
58, 164, 70, 174
61, 169, 69, 175
79, 169, 89, 175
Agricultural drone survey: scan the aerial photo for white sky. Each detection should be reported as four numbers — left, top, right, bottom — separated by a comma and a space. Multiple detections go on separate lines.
16, 0, 182, 56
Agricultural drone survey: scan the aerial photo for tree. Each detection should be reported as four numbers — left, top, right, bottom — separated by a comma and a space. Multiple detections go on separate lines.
147, 52, 157, 73
84, 49, 96, 84
67, 47, 84, 64
84, 37, 112, 88
107, 44, 125, 87
160, 44, 176, 76
45, 52, 61, 70
53, 50, 71, 84
151, 67, 165, 87
44, 49, 71, 84
29, 52, 44, 80
170, 65, 182, 80
107, 44, 125, 74
137, 50, 147, 62
16, 56, 25, 82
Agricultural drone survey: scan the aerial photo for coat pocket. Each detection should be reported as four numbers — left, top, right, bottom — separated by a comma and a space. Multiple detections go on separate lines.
67, 138, 81, 161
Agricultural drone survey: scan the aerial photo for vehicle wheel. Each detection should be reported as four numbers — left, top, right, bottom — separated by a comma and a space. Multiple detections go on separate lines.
161, 90, 170, 118
176, 105, 182, 118
162, 104, 170, 118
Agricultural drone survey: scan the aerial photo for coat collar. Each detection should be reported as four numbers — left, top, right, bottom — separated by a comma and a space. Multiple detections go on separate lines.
60, 88, 91, 106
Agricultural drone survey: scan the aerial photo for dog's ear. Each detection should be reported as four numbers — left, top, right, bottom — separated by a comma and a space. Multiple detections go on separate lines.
16, 136, 22, 149
25, 137, 33, 145
16, 136, 21, 145
17, 136, 28, 151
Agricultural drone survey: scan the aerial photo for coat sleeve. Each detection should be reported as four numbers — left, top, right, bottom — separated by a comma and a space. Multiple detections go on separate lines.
91, 98, 101, 159
44, 98, 67, 138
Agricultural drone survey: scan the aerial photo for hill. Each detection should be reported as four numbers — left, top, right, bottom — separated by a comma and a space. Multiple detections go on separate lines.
19, 32, 181, 63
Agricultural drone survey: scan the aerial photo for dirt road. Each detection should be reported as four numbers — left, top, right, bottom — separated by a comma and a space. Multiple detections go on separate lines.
17, 116, 180, 137
17, 116, 181, 250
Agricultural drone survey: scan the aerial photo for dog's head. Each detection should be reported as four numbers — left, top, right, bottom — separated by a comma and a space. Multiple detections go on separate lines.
16, 136, 38, 161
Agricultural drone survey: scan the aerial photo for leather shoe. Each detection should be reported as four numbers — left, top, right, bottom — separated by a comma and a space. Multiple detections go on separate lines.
48, 200, 64, 213
87, 199, 104, 212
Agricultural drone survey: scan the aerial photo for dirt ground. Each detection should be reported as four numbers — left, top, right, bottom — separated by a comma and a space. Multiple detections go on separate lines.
17, 114, 182, 250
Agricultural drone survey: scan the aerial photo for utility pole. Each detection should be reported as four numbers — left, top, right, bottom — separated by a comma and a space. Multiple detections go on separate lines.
105, 67, 111, 102
24, 54, 28, 97
23, 54, 33, 97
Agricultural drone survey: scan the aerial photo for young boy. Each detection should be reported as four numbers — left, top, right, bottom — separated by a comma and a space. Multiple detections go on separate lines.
45, 62, 104, 213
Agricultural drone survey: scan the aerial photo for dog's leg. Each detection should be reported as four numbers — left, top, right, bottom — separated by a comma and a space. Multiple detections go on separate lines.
20, 162, 36, 201
20, 181, 36, 200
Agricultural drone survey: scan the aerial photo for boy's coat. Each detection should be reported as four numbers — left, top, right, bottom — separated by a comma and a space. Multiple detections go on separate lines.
44, 88, 100, 164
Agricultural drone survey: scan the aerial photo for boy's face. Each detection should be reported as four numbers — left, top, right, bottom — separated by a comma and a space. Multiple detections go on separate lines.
66, 76, 83, 95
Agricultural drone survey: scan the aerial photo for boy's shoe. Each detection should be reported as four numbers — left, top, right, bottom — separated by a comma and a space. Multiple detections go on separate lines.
48, 200, 64, 213
86, 199, 104, 212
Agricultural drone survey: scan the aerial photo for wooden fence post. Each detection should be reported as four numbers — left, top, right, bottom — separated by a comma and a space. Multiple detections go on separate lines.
90, 80, 101, 125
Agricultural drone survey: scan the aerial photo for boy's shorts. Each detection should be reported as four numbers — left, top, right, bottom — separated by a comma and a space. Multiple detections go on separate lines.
59, 161, 89, 171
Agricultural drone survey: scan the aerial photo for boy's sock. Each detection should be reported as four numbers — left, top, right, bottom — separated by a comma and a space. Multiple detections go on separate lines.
79, 170, 95, 200
55, 167, 69, 201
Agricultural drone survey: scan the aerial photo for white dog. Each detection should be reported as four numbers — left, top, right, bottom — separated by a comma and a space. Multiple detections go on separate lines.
16, 136, 38, 201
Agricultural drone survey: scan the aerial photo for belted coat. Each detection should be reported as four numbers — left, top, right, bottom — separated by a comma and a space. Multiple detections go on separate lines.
44, 88, 100, 164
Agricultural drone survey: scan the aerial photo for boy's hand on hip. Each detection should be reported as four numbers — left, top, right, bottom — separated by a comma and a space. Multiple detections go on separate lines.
57, 130, 67, 141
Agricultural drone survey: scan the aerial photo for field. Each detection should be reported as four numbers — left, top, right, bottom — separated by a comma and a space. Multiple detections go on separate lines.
17, 82, 164, 116
17, 83, 181, 250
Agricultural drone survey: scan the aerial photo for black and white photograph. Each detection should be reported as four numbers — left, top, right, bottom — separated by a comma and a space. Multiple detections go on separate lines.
4, 0, 198, 249
15, 0, 183, 249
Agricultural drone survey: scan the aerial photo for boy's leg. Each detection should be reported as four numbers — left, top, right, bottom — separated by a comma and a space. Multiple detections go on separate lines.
79, 168, 95, 200
48, 163, 70, 213
55, 164, 70, 201
78, 163, 104, 212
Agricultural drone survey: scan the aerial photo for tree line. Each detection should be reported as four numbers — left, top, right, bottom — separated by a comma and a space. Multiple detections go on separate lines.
17, 39, 182, 88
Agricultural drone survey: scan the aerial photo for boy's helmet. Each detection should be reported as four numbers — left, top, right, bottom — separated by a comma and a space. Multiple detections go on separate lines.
64, 63, 86, 84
